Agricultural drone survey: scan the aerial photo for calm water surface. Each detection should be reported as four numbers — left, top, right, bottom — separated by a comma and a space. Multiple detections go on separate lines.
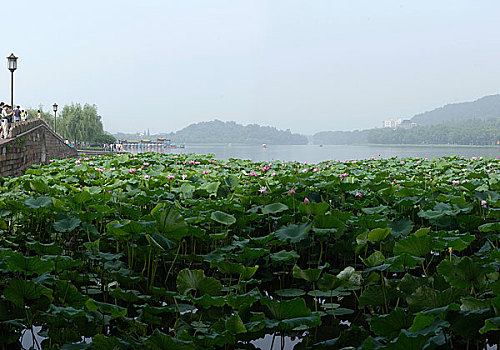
137, 144, 500, 163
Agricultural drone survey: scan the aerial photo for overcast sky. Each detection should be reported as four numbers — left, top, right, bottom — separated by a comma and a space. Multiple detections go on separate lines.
1, 1, 500, 134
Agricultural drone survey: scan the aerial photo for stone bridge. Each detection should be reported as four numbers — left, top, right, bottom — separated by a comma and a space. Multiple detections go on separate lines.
0, 119, 77, 177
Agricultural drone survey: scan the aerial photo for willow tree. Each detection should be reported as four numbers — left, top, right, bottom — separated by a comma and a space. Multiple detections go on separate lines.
58, 103, 104, 143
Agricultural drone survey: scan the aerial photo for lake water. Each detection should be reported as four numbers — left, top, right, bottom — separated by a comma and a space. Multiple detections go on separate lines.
134, 144, 500, 163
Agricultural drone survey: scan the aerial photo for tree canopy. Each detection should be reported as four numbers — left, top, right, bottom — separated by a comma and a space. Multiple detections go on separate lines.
28, 103, 115, 144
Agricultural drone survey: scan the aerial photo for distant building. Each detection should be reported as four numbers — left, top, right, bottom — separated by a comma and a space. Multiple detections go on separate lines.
383, 118, 401, 129
398, 119, 417, 129
382, 118, 416, 129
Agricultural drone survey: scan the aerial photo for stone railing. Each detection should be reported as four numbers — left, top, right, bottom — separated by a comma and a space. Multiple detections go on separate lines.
0, 119, 77, 177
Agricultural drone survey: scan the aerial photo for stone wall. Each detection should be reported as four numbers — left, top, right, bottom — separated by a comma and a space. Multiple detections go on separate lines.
0, 119, 77, 177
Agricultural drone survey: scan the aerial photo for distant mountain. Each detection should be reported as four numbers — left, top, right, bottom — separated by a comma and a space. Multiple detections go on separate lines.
114, 120, 308, 145
411, 94, 500, 125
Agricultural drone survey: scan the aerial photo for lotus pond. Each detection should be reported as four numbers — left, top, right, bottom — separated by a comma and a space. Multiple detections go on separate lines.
0, 153, 499, 349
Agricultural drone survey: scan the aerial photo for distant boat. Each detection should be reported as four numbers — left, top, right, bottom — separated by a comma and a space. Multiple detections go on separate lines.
262, 144, 267, 149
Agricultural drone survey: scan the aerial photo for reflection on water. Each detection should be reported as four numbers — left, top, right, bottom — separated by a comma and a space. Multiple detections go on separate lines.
128, 144, 500, 163
251, 334, 302, 350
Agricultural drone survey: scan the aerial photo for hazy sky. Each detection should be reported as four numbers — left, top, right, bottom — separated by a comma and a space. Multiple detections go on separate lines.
2, 1, 500, 134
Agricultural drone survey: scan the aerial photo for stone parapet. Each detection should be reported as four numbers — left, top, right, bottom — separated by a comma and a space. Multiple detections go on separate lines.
0, 120, 77, 177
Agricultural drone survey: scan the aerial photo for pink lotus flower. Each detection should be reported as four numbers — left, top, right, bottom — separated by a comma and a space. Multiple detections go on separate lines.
249, 172, 257, 176
451, 180, 460, 185
108, 190, 112, 194
289, 189, 296, 195
339, 173, 348, 179
312, 168, 319, 172
84, 157, 89, 161
144, 175, 151, 180
271, 172, 276, 176
355, 192, 363, 198
487, 169, 491, 173
129, 168, 137, 173
259, 186, 267, 194
143, 162, 150, 166
400, 161, 405, 165
303, 198, 310, 204
166, 175, 175, 179
181, 174, 188, 180
481, 200, 487, 208
203, 170, 210, 174
302, 169, 308, 173
110, 168, 115, 171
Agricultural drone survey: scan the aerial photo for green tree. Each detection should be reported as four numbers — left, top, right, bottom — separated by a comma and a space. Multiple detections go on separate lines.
57, 103, 107, 143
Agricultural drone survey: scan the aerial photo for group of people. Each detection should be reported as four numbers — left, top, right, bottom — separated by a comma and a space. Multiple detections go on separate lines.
103, 143, 124, 152
0, 103, 30, 139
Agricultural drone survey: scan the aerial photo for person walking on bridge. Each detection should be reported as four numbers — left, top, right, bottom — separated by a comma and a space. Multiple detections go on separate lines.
1, 105, 13, 139
14, 106, 21, 124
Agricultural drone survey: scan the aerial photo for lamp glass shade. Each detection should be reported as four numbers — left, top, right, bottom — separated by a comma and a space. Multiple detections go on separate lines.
53, 103, 58, 112
7, 53, 17, 71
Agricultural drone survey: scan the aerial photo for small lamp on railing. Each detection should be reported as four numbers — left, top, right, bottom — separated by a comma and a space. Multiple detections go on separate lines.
7, 53, 18, 108
53, 103, 58, 133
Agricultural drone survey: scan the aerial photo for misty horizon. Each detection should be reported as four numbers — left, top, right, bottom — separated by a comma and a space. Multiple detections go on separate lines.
2, 1, 500, 135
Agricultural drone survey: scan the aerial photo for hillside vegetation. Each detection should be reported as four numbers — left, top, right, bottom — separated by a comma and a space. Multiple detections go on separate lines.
411, 94, 500, 125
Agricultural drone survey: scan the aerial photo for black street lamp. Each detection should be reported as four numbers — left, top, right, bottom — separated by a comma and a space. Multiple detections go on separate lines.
7, 53, 18, 108
53, 103, 58, 133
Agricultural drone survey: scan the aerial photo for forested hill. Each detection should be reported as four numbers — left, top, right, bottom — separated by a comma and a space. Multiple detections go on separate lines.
411, 94, 500, 125
149, 120, 307, 145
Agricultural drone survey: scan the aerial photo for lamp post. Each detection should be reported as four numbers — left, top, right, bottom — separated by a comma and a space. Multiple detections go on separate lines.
53, 103, 58, 133
7, 53, 18, 108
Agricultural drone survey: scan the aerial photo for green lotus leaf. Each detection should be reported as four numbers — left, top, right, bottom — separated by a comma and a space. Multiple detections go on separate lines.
74, 190, 91, 204
48, 305, 86, 319
26, 241, 63, 255
199, 181, 220, 196
225, 314, 247, 334
478, 222, 500, 232
210, 211, 236, 226
29, 180, 49, 193
53, 217, 81, 233
275, 222, 311, 244
317, 273, 340, 291
152, 206, 189, 240
179, 183, 195, 198
270, 250, 300, 262
292, 264, 323, 282
393, 234, 432, 257
275, 288, 306, 297
241, 265, 259, 280
299, 201, 329, 216
359, 285, 401, 307
209, 231, 229, 239
7, 253, 53, 276
361, 251, 385, 267
367, 227, 391, 242
146, 233, 176, 251
479, 317, 500, 334
370, 307, 413, 339
437, 256, 486, 290
261, 297, 312, 320
85, 299, 127, 318
407, 286, 466, 312
4, 279, 53, 308
262, 202, 288, 215
24, 196, 52, 209
144, 329, 195, 350
362, 205, 388, 215
177, 269, 222, 296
